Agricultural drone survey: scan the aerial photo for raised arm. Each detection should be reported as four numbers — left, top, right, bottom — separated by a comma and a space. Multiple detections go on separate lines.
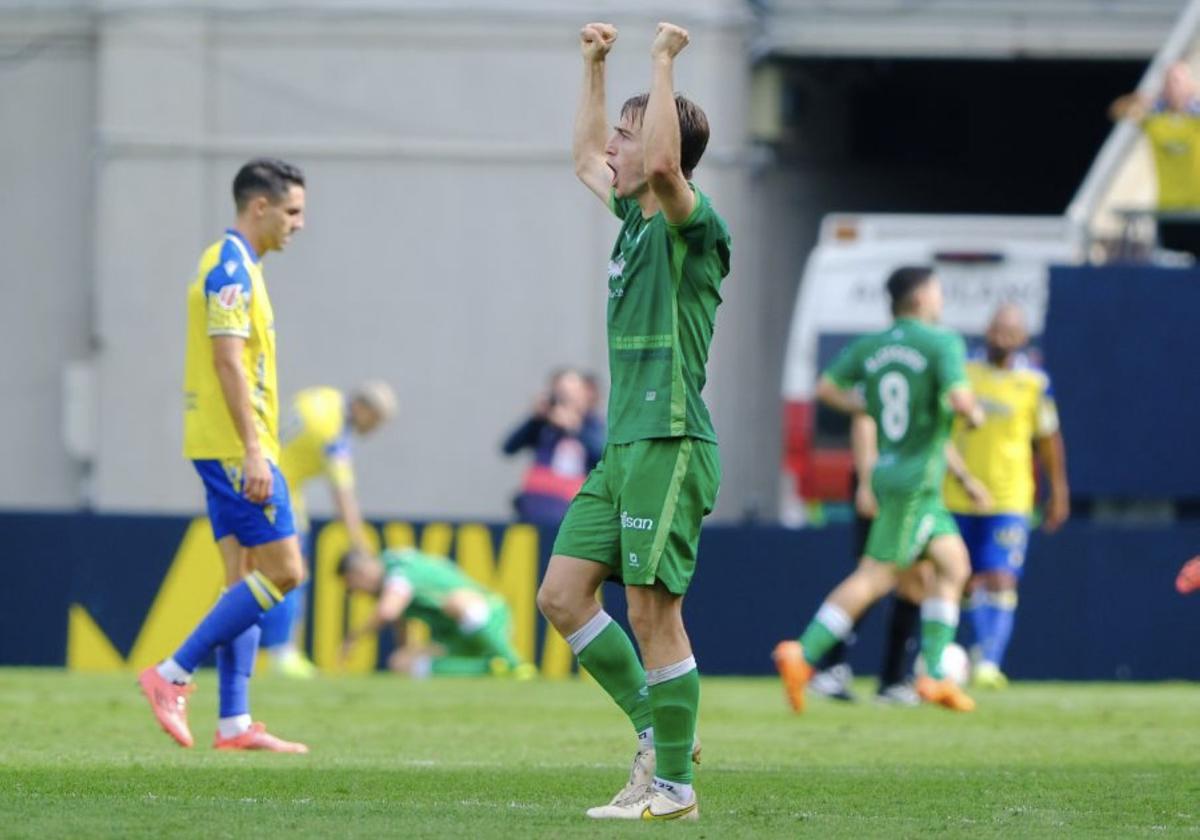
644, 22, 696, 224
574, 22, 617, 203
1109, 91, 1151, 123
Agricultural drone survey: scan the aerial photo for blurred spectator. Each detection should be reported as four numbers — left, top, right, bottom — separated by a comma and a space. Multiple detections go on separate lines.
579, 369, 607, 463
1110, 61, 1200, 211
502, 369, 604, 527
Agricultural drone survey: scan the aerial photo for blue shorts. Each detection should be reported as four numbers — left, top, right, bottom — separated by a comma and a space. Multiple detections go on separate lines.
193, 459, 296, 547
955, 513, 1029, 579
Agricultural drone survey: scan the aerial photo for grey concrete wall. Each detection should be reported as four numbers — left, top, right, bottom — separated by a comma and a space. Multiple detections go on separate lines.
0, 1, 784, 521
0, 9, 94, 508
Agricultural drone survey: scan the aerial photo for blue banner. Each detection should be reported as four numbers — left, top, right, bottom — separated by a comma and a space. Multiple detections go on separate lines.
1, 512, 1197, 680
1045, 264, 1200, 500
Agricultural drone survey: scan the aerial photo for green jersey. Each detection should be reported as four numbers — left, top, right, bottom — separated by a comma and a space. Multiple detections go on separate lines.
380, 548, 488, 638
825, 318, 968, 496
605, 186, 731, 444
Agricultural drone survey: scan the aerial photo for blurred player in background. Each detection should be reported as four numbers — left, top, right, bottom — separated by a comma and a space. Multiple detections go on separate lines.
774, 266, 984, 714
139, 158, 309, 752
257, 382, 397, 677
809, 413, 925, 705
536, 20, 730, 822
948, 303, 1069, 689
811, 414, 989, 705
339, 549, 532, 678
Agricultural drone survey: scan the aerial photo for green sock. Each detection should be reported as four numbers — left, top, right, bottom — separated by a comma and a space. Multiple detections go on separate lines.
647, 658, 699, 784
430, 656, 492, 676
798, 602, 853, 665
920, 598, 960, 679
574, 618, 653, 733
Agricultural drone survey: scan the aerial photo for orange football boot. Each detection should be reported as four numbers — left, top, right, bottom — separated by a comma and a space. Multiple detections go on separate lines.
1176, 556, 1200, 595
213, 722, 309, 753
138, 666, 195, 747
772, 640, 813, 713
915, 675, 976, 712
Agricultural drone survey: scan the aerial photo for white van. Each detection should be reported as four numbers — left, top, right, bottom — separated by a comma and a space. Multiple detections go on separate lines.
780, 213, 1078, 526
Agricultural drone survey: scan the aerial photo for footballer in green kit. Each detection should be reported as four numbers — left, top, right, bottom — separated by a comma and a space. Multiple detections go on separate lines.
535, 19, 730, 822
340, 548, 532, 678
774, 266, 986, 715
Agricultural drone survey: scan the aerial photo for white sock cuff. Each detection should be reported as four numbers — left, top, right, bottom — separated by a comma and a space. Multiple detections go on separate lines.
565, 610, 613, 655
457, 600, 490, 635
921, 598, 960, 626
815, 602, 853, 639
156, 658, 193, 684
645, 655, 697, 687
217, 714, 252, 739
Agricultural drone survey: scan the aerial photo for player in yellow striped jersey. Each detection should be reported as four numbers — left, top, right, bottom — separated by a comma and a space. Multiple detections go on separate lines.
139, 159, 310, 752
945, 304, 1069, 689
258, 383, 397, 676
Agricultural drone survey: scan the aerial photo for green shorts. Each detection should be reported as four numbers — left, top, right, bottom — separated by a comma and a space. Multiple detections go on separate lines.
552, 437, 720, 594
865, 490, 959, 568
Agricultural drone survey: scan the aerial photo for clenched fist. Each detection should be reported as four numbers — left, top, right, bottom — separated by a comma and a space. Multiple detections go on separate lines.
651, 21, 689, 60
581, 22, 617, 61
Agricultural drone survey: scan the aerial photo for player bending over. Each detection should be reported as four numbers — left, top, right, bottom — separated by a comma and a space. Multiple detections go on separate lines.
774, 266, 984, 714
339, 549, 533, 679
535, 20, 731, 822
259, 382, 397, 677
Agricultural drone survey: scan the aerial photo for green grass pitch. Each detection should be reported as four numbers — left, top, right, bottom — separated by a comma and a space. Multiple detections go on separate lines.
0, 669, 1196, 837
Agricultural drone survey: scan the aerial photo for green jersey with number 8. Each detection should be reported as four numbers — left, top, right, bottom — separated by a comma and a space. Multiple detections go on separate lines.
825, 318, 968, 496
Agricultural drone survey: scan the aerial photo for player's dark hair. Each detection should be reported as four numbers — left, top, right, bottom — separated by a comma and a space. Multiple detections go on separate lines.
886, 266, 936, 315
336, 550, 369, 577
620, 93, 710, 179
232, 158, 305, 211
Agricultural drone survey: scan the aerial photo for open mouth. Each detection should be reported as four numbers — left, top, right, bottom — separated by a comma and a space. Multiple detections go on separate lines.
607, 163, 617, 185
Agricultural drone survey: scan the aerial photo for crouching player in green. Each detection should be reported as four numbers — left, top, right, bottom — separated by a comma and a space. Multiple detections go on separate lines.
774, 266, 984, 713
339, 549, 534, 679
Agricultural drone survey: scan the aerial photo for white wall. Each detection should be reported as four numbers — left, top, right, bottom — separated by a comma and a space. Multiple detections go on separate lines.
1, 1, 783, 521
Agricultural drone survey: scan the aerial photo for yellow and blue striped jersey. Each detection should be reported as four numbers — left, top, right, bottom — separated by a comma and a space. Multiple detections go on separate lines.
182, 229, 280, 463
280, 387, 355, 492
945, 353, 1059, 515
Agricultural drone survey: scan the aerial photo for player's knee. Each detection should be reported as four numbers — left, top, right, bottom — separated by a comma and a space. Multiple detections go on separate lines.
626, 600, 652, 642
263, 559, 305, 593
535, 582, 573, 630
986, 571, 1017, 591
944, 559, 971, 590
627, 601, 682, 649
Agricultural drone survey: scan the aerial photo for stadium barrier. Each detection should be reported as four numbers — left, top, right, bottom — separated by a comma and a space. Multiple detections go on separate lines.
1, 511, 1197, 680
1046, 263, 1200, 501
